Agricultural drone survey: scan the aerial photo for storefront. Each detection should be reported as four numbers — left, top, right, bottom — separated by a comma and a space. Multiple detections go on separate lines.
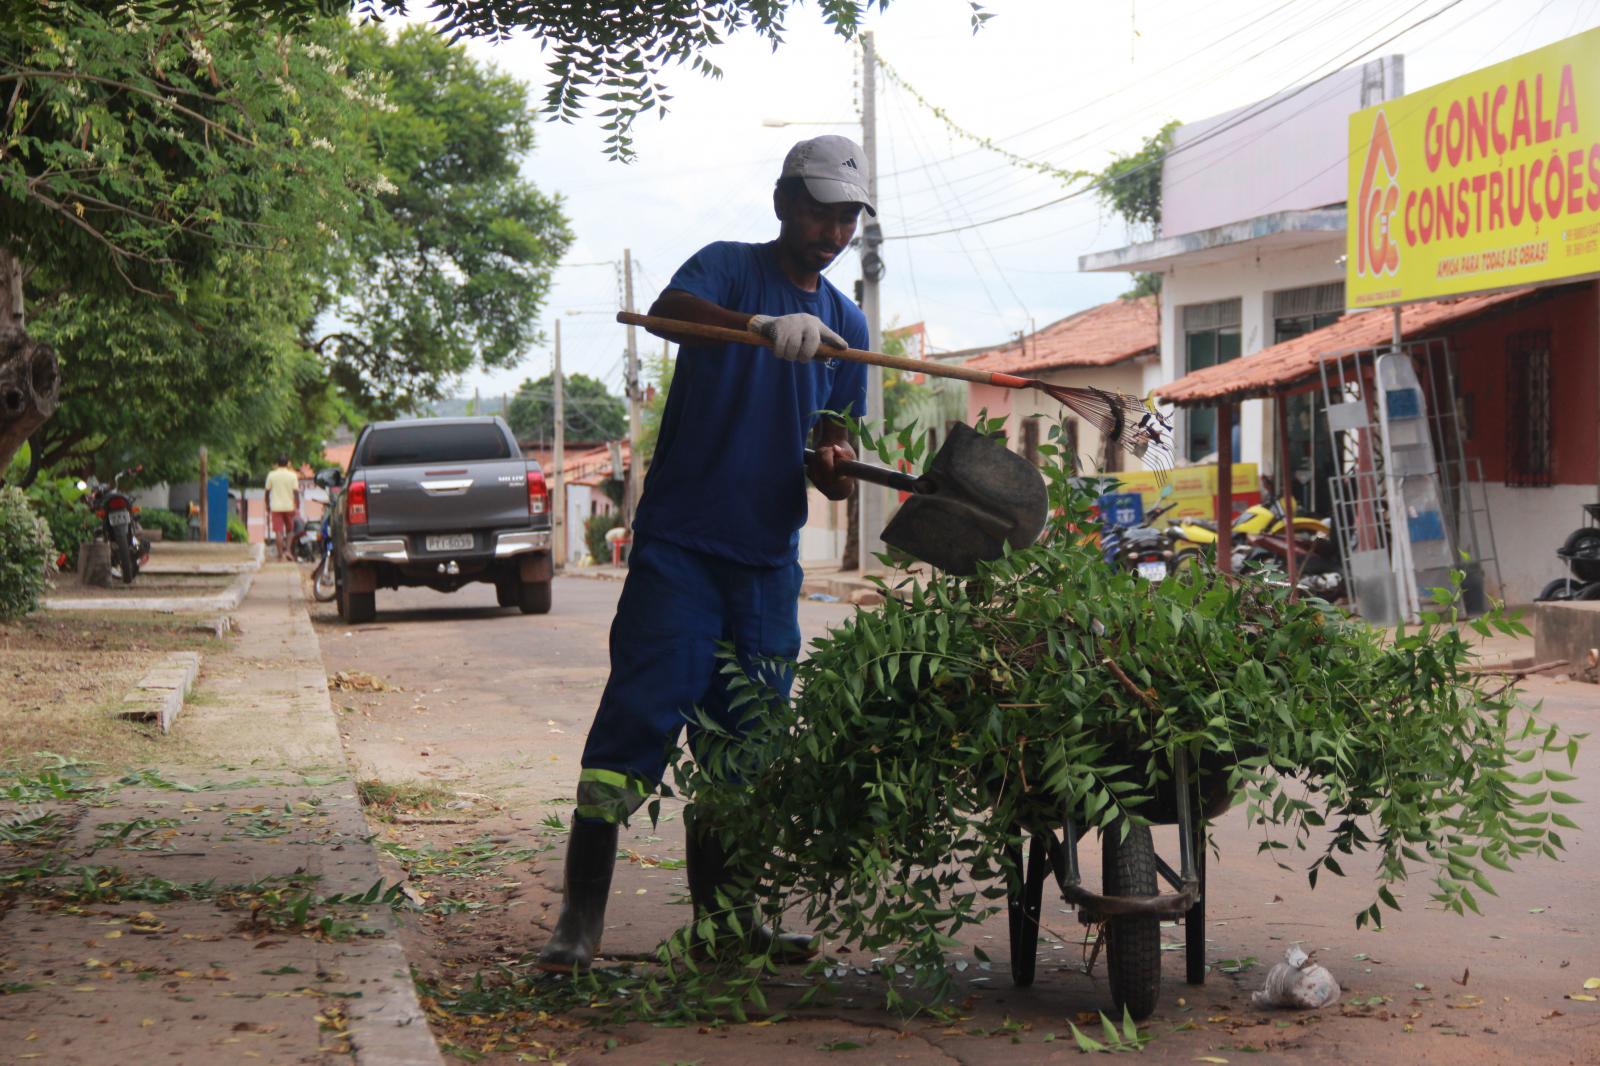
1156, 27, 1600, 615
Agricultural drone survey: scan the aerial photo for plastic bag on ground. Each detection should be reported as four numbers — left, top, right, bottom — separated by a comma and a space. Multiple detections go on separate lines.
1251, 945, 1341, 1009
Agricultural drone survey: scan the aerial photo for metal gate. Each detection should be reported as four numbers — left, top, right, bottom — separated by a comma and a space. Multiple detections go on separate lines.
1317, 337, 1502, 623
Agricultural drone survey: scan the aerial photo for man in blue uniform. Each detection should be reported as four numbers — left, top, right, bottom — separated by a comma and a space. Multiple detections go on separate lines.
537, 136, 872, 973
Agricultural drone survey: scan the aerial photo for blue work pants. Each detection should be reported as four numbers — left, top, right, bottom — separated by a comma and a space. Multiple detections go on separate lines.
575, 535, 803, 823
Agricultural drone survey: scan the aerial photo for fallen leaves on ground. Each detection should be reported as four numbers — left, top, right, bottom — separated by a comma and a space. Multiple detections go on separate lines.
328, 671, 392, 692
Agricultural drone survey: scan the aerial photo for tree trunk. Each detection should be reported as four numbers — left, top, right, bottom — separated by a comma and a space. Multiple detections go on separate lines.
0, 248, 61, 476
842, 490, 859, 571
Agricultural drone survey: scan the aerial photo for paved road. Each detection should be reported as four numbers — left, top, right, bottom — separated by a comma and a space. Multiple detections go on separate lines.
315, 575, 1600, 1065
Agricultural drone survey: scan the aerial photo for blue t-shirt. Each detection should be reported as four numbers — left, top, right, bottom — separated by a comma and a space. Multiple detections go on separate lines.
633, 241, 868, 567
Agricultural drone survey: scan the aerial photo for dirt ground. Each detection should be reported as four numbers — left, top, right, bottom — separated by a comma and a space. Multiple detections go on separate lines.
0, 611, 220, 772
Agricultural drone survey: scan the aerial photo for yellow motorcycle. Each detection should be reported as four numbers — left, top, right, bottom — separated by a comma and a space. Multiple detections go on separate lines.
1167, 492, 1331, 573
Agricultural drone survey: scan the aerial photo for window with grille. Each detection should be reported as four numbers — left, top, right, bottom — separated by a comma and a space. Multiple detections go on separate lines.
1272, 282, 1345, 343
1505, 330, 1551, 487
1021, 418, 1041, 465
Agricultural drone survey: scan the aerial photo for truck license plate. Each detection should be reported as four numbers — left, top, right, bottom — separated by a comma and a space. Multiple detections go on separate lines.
425, 533, 474, 552
108, 510, 132, 527
1136, 561, 1166, 581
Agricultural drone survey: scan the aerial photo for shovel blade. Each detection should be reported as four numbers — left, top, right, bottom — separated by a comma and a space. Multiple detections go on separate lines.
880, 423, 1048, 575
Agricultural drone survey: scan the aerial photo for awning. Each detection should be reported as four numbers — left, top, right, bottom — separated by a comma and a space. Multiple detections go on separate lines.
1156, 288, 1536, 407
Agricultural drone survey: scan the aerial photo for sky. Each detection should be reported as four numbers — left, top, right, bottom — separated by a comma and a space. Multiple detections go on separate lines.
432, 0, 1600, 402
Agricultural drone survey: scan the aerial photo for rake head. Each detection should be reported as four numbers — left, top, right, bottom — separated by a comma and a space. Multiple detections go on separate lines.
1037, 382, 1175, 479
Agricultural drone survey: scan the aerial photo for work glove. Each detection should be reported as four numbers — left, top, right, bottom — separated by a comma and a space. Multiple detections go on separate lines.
747, 313, 846, 362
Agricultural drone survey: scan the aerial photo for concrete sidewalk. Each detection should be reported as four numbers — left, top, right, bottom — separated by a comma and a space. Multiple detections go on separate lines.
0, 565, 441, 1065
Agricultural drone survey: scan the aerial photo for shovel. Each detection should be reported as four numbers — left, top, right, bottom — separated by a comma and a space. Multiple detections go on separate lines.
807, 422, 1048, 575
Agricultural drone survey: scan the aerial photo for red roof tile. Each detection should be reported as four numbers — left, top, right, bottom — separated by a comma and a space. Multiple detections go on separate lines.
1157, 288, 1536, 406
965, 296, 1157, 374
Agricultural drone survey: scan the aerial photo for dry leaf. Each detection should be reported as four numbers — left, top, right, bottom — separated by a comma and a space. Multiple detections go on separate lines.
1584, 978, 1600, 990
1567, 994, 1598, 1003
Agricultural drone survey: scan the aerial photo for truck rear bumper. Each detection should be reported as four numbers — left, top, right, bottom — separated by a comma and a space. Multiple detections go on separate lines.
493, 530, 552, 557
342, 529, 550, 565
344, 538, 410, 562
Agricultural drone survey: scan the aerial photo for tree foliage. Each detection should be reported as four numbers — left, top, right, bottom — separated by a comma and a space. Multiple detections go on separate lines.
1096, 121, 1177, 299
637, 347, 675, 463
3, 8, 572, 483
507, 372, 624, 445
315, 25, 572, 418
0, 4, 380, 475
38, 1, 991, 159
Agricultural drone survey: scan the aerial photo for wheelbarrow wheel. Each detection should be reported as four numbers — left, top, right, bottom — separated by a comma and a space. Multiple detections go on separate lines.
1185, 829, 1206, 986
1103, 820, 1160, 1020
1007, 834, 1050, 987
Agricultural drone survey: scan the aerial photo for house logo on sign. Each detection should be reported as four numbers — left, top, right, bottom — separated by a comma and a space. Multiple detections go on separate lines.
1356, 109, 1401, 278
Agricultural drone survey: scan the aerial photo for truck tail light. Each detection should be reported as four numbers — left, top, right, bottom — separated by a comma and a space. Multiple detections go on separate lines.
526, 469, 548, 516
347, 480, 368, 524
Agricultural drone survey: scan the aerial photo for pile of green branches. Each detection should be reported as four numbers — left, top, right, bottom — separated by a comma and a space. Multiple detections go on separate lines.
667, 419, 1580, 1012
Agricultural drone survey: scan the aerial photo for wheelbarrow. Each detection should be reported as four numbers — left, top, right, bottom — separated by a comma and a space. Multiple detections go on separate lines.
1003, 748, 1237, 1019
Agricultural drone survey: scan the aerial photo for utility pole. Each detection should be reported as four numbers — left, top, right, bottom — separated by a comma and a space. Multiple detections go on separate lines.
623, 248, 642, 536
197, 445, 208, 543
552, 319, 566, 567
857, 30, 888, 567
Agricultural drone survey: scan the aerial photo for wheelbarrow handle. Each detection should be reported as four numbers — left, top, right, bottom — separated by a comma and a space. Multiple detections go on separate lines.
804, 449, 928, 494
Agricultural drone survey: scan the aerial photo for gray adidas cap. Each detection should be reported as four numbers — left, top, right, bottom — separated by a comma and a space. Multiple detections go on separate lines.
781, 135, 876, 216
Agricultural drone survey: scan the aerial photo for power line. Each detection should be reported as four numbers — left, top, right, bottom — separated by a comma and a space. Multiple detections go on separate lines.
884, 0, 1470, 243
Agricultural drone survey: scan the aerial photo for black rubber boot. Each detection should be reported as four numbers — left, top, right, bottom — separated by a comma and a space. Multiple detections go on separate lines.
685, 811, 818, 963
535, 818, 619, 973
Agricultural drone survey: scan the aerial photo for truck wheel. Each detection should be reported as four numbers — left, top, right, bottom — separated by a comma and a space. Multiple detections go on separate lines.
495, 578, 517, 608
518, 578, 552, 615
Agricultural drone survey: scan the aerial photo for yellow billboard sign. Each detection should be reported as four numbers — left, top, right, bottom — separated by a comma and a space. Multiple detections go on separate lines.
1114, 463, 1260, 520
1347, 27, 1600, 308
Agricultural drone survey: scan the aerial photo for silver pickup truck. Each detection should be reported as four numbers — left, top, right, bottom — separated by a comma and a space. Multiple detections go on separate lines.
328, 416, 553, 623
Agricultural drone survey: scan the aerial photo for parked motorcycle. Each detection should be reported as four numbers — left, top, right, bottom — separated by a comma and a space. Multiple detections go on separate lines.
310, 467, 341, 602
1238, 531, 1347, 601
1102, 501, 1176, 580
292, 516, 320, 563
1167, 486, 1332, 573
1536, 502, 1600, 601
80, 466, 151, 584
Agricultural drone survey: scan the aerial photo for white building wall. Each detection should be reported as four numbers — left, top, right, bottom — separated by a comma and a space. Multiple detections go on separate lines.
1156, 237, 1348, 471
1479, 483, 1591, 605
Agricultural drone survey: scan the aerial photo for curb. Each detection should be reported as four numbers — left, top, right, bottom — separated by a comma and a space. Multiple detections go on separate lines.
116, 650, 200, 732
45, 561, 259, 613
142, 543, 265, 575
280, 580, 444, 1066
562, 567, 627, 582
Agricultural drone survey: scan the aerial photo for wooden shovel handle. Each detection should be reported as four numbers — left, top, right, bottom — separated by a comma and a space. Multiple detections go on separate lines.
803, 448, 926, 494
616, 312, 1027, 389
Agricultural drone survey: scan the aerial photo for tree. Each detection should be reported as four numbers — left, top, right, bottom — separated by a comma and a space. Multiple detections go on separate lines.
311, 25, 572, 419
0, 4, 380, 476
1095, 121, 1178, 299
39, 2, 990, 159
506, 373, 625, 445
637, 346, 675, 463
